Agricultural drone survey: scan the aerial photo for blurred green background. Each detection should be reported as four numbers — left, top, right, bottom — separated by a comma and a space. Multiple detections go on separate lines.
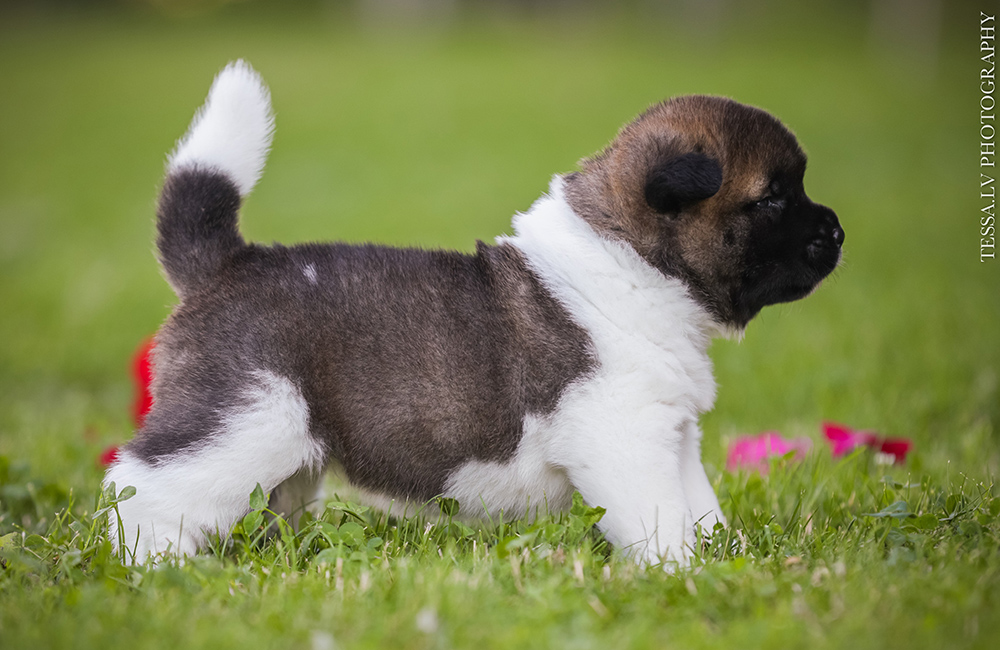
0, 0, 997, 491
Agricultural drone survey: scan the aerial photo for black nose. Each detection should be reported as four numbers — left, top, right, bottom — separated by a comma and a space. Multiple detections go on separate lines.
813, 207, 844, 248
806, 205, 843, 263
831, 224, 845, 247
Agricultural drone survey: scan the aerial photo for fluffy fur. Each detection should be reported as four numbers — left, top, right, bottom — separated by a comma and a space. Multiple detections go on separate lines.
106, 371, 323, 558
104, 61, 841, 567
168, 60, 274, 197
480, 178, 722, 562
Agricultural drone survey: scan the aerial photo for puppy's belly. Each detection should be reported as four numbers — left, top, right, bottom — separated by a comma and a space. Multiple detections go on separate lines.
441, 413, 575, 519
322, 414, 572, 522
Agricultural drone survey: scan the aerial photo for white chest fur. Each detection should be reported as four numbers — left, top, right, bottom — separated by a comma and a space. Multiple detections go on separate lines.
444, 178, 725, 564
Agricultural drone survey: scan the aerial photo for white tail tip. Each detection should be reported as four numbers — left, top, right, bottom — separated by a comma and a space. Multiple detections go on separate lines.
168, 60, 275, 197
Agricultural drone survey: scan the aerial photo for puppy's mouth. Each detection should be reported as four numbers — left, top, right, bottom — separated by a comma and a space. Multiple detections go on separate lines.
740, 231, 844, 317
805, 224, 845, 277
774, 281, 822, 304
790, 232, 844, 299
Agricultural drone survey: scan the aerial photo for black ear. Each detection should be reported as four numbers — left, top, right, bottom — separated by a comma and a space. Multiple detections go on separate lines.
644, 152, 723, 214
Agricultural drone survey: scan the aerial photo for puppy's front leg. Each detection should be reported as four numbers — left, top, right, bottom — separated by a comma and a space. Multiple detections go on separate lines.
553, 414, 694, 567
680, 420, 726, 533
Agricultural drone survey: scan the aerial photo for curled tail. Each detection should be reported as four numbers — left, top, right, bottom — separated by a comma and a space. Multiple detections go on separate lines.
157, 60, 274, 299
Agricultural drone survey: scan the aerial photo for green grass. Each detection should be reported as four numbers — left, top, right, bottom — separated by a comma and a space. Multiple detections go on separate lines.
1, 3, 998, 649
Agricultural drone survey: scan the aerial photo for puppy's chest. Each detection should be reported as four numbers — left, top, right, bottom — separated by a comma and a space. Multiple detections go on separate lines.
429, 193, 723, 516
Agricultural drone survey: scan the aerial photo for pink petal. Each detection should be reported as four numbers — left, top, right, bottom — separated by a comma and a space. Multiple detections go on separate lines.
822, 421, 877, 457
727, 432, 812, 473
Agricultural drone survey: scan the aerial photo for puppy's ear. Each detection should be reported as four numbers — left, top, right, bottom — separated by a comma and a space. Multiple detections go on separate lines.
644, 152, 723, 214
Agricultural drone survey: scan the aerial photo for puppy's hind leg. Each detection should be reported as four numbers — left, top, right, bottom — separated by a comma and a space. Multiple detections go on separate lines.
268, 469, 326, 531
104, 370, 325, 562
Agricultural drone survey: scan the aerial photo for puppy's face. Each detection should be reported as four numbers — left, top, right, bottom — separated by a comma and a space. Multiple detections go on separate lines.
565, 95, 843, 329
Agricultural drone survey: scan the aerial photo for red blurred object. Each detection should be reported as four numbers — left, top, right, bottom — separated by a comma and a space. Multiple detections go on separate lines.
99, 337, 156, 468
822, 422, 912, 464
99, 445, 120, 466
132, 337, 155, 427
877, 438, 913, 461
822, 421, 878, 456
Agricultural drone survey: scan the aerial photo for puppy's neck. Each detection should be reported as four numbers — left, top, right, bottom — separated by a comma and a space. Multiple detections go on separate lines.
500, 176, 726, 354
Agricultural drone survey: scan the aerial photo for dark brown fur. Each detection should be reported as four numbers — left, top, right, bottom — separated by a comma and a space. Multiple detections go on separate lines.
133, 171, 594, 500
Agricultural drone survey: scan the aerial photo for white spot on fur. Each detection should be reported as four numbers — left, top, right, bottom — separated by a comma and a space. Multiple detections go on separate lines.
168, 60, 275, 197
104, 370, 323, 560
303, 263, 318, 285
478, 176, 725, 566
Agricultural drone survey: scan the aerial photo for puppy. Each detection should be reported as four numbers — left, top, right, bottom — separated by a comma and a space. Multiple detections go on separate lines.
105, 61, 843, 565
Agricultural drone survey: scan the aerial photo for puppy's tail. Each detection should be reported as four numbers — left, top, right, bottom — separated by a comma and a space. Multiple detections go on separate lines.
157, 60, 275, 299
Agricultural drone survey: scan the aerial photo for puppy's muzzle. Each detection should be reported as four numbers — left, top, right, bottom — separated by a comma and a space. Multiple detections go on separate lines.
806, 205, 844, 271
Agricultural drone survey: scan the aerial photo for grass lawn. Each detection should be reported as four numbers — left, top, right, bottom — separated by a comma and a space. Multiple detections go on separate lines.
1, 3, 998, 649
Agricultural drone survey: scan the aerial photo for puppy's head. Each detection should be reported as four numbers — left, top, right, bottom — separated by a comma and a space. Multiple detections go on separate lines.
564, 95, 843, 330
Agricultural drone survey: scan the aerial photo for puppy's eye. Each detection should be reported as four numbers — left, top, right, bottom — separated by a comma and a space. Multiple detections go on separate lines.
749, 196, 782, 211
748, 181, 785, 211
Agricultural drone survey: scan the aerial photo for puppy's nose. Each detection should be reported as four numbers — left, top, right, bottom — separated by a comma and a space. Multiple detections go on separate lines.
806, 206, 844, 263
831, 224, 844, 247
813, 207, 844, 248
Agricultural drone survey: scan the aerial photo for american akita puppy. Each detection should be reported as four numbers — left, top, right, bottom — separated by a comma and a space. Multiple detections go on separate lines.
104, 61, 843, 565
